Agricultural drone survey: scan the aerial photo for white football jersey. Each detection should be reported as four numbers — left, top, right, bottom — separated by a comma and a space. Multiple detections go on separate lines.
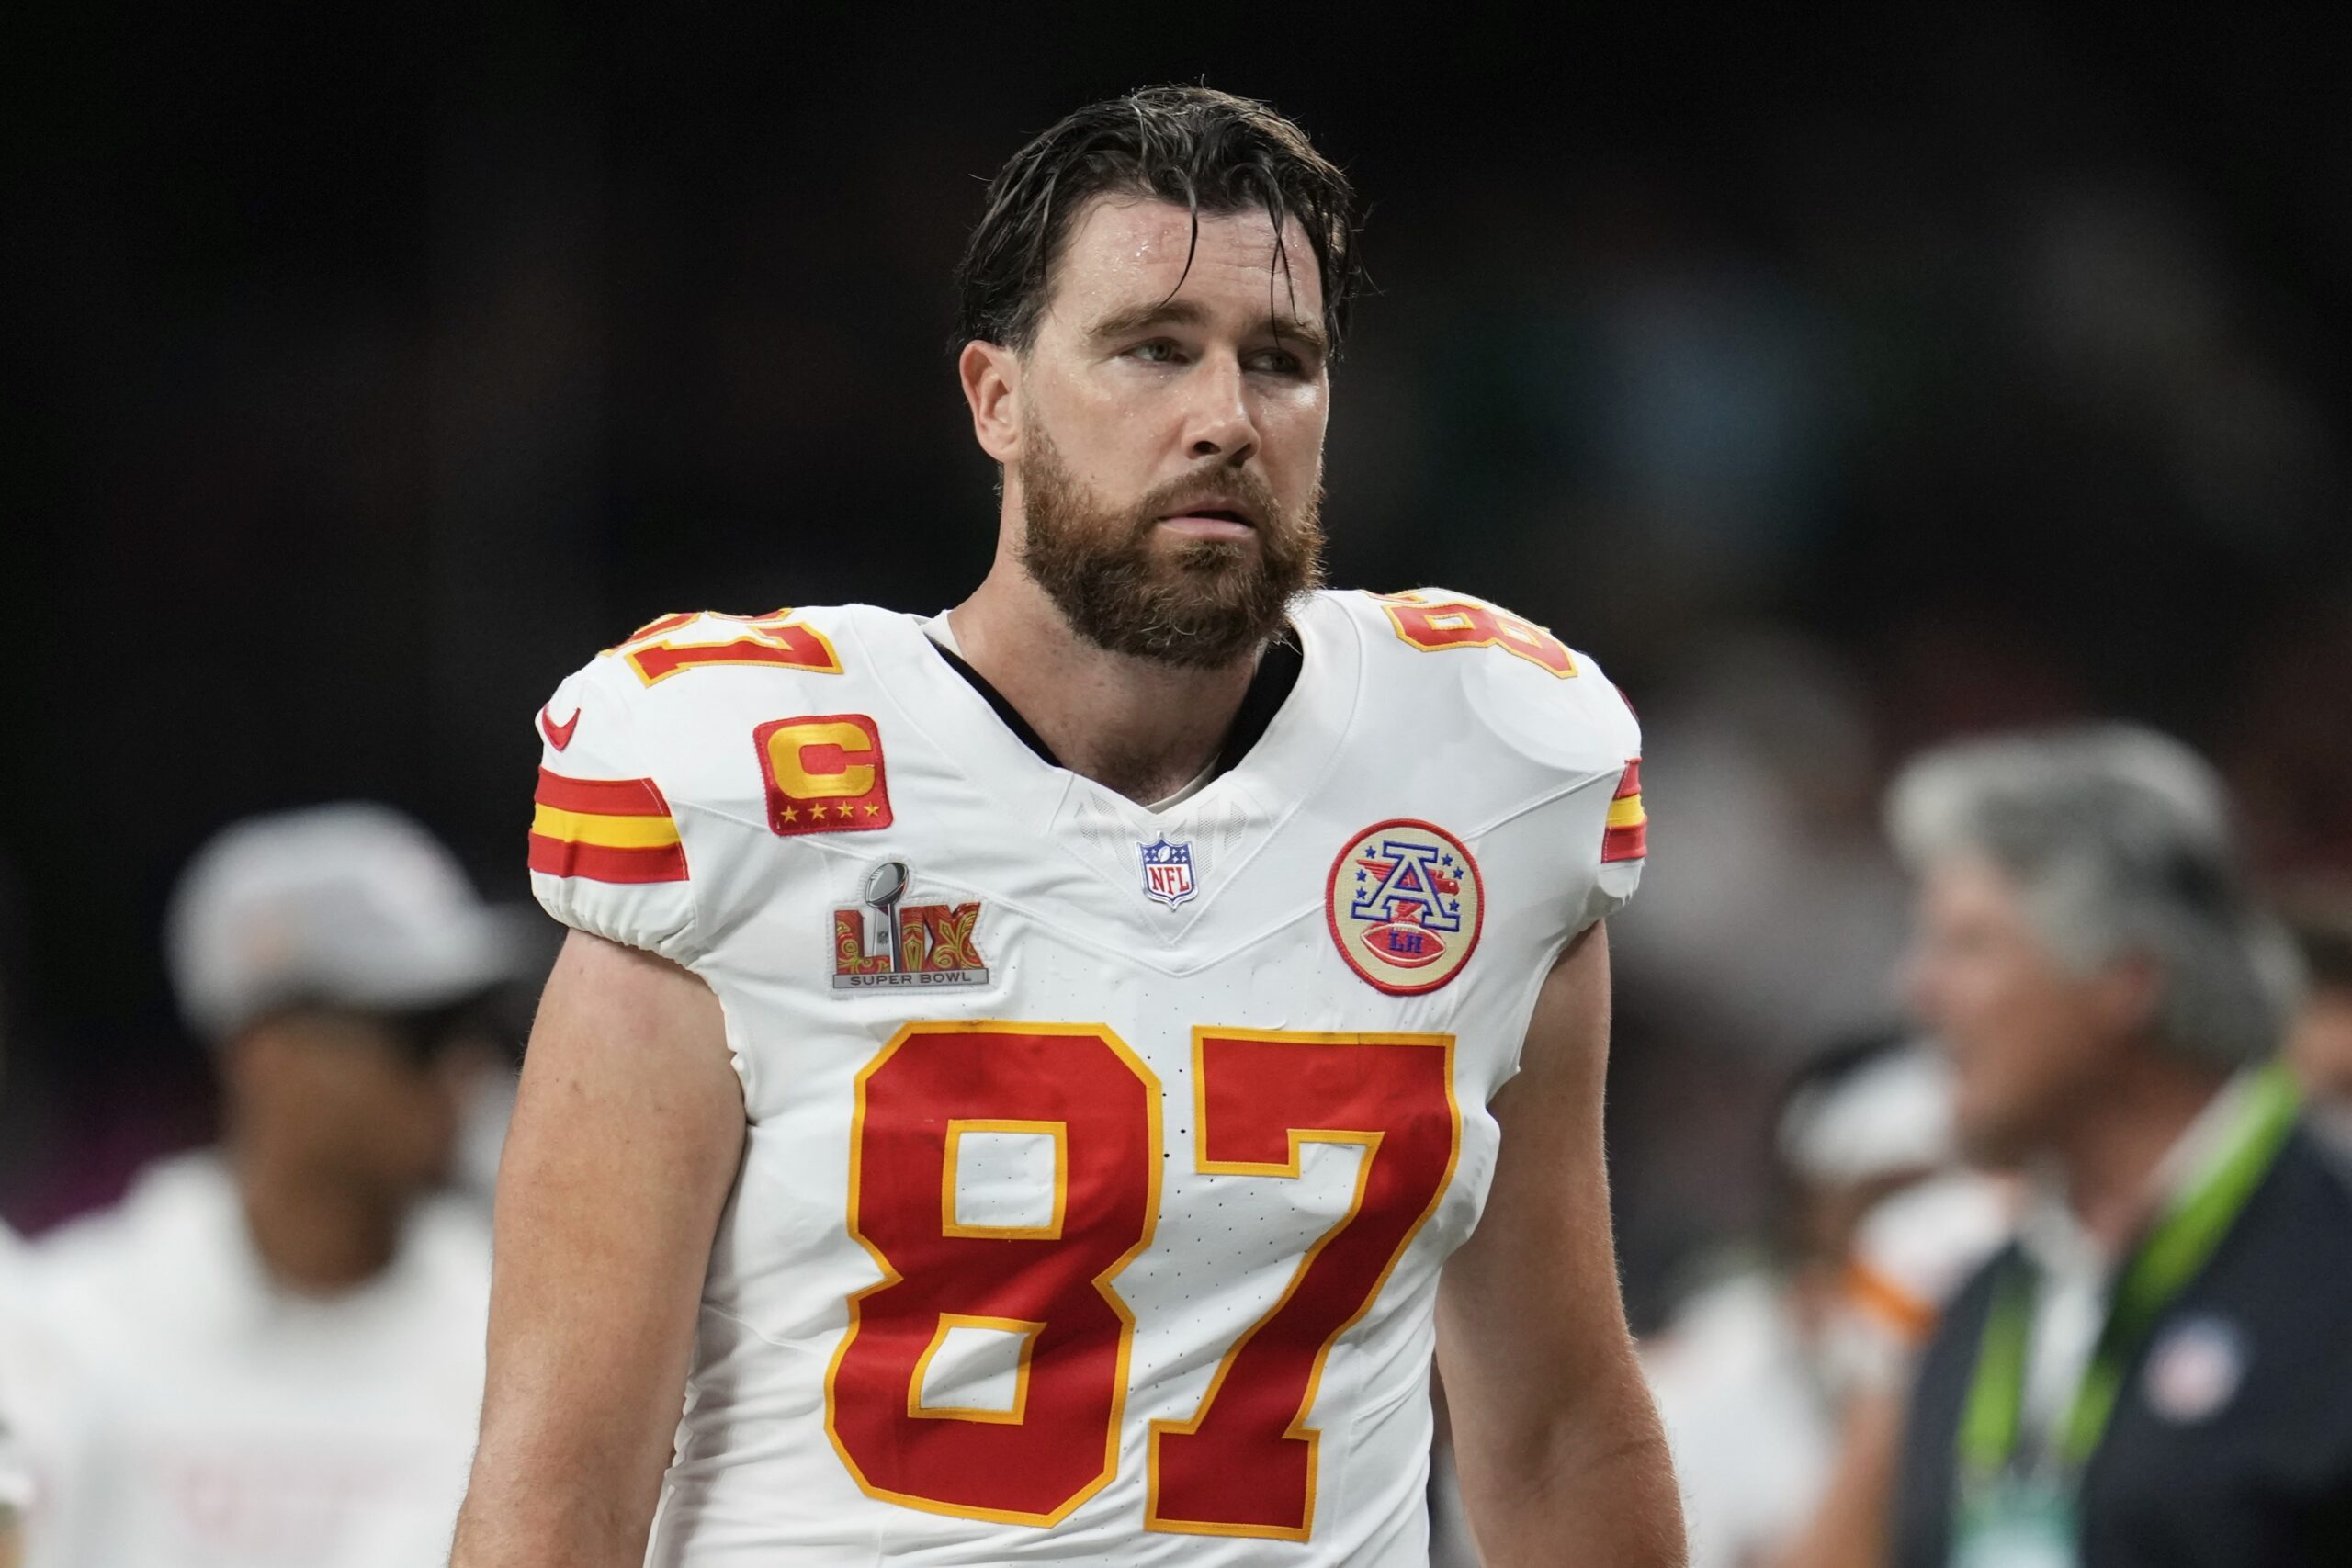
21, 1154, 491, 1568
3, 1223, 106, 1568
0, 1225, 33, 1536
528, 587, 1646, 1565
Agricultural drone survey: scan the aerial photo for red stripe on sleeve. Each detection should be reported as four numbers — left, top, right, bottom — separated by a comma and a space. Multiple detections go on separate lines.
527, 832, 689, 884
1613, 759, 1642, 800
1601, 821, 1648, 863
534, 769, 673, 817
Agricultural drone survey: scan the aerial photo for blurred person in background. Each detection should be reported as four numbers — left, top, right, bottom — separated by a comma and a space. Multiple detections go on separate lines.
1640, 1036, 2007, 1568
2283, 897, 2352, 1118
1883, 727, 2352, 1567
18, 804, 526, 1568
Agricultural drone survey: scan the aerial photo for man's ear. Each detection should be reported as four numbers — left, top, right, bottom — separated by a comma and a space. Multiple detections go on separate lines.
960, 340, 1023, 465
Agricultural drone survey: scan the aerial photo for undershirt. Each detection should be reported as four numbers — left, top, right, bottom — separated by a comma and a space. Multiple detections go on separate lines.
2010, 1072, 2259, 1447
919, 612, 1298, 813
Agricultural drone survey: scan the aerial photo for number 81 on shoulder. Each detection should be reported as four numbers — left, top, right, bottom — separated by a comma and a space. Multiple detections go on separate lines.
823, 1020, 1461, 1540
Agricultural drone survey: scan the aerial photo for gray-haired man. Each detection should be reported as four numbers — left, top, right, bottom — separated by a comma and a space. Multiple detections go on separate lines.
1882, 726, 2352, 1567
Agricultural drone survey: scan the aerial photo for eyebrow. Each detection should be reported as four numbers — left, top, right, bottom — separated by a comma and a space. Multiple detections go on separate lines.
1088, 298, 1329, 359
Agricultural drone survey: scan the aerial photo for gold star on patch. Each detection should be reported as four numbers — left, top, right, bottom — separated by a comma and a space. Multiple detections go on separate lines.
780, 805, 798, 823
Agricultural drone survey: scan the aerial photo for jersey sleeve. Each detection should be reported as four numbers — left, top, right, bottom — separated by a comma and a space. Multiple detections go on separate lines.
1365, 585, 1649, 934
1824, 1172, 2015, 1394
526, 656, 702, 967
1581, 677, 1645, 929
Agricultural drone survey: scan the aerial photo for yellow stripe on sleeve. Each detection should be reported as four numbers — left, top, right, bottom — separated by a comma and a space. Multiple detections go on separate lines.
1606, 795, 1647, 829
529, 803, 683, 850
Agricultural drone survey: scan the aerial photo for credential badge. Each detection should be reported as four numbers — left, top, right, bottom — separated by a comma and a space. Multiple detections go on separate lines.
1138, 835, 1198, 908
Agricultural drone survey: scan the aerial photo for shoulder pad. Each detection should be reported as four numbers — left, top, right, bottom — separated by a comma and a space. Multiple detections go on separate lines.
1345, 586, 1641, 785
596, 607, 848, 689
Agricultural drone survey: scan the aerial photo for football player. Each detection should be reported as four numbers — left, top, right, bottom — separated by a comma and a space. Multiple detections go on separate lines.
455, 86, 1681, 1566
28, 805, 522, 1567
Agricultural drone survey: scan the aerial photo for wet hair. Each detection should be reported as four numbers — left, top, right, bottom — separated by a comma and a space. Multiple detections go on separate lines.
955, 85, 1363, 357
1887, 725, 2300, 1070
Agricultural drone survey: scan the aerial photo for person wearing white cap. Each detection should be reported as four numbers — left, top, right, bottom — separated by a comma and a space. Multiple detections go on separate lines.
17, 803, 527, 1568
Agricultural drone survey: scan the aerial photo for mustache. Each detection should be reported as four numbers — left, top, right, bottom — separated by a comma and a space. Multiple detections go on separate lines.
1130, 467, 1283, 533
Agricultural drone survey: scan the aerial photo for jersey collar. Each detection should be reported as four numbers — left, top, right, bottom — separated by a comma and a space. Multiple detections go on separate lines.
922, 631, 1306, 796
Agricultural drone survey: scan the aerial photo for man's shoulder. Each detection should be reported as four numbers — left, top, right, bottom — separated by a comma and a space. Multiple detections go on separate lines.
533, 603, 912, 818
1312, 585, 1641, 787
547, 603, 899, 722
2290, 1114, 2352, 1203
22, 1154, 233, 1329
2233, 1122, 2352, 1279
30, 1153, 230, 1258
526, 604, 923, 959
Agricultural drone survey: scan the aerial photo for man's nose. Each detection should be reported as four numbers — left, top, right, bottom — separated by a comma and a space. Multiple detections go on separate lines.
1184, 355, 1258, 466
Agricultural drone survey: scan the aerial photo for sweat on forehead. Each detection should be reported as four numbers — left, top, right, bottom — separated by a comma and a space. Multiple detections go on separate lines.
1043, 198, 1326, 346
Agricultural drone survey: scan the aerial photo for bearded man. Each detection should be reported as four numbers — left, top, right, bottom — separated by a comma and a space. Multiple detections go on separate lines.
453, 85, 1681, 1568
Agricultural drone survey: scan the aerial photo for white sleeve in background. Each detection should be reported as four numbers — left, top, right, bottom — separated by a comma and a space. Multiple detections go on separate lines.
1826, 1171, 2017, 1395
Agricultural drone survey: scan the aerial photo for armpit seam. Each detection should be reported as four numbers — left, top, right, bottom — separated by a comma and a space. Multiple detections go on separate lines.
1468, 764, 1623, 840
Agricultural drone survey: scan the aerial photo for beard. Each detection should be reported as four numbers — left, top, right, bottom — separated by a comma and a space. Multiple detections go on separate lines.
1015, 419, 1325, 669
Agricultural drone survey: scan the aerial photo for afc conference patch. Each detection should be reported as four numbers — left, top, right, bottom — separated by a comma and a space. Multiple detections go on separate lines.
1327, 818, 1484, 995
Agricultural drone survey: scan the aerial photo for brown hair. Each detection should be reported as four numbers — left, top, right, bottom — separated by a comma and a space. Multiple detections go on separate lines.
955, 85, 1363, 357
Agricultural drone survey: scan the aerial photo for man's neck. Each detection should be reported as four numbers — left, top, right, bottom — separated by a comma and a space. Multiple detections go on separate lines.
232, 1147, 403, 1296
947, 560, 1260, 807
2052, 1054, 2233, 1253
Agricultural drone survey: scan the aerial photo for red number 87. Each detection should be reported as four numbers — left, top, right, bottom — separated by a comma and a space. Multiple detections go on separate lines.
823, 1021, 1461, 1541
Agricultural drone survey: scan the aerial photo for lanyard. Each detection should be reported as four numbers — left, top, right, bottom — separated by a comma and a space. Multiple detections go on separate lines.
1956, 1066, 2301, 1479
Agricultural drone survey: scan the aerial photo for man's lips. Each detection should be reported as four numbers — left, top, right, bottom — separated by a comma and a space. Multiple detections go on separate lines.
1158, 511, 1258, 540
1156, 499, 1261, 540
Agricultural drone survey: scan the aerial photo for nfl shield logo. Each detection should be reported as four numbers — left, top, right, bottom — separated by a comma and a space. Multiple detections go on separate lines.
1138, 835, 1198, 907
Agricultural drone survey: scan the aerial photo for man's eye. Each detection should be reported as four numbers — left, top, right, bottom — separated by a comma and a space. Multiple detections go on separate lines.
1248, 348, 1305, 376
1126, 340, 1182, 364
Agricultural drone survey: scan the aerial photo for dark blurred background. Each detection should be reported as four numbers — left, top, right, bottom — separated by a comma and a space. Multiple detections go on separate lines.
5, 5, 2346, 1319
